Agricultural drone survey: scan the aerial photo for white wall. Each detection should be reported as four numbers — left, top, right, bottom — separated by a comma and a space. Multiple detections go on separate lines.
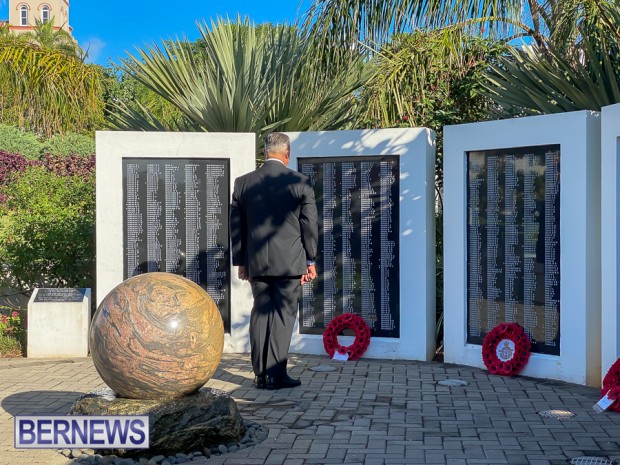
27, 289, 91, 358
286, 129, 437, 361
95, 131, 255, 353
444, 111, 601, 386
601, 104, 620, 380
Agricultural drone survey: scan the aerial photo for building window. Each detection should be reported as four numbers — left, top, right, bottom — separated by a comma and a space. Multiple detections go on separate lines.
20, 5, 28, 26
41, 5, 50, 24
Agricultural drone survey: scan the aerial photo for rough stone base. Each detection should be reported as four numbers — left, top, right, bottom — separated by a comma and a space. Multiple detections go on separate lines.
70, 387, 245, 457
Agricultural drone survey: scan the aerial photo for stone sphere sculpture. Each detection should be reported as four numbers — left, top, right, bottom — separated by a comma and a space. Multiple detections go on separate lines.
90, 273, 224, 400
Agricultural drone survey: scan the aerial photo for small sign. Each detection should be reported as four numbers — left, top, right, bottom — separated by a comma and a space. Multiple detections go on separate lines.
593, 391, 617, 413
332, 352, 349, 362
34, 288, 87, 303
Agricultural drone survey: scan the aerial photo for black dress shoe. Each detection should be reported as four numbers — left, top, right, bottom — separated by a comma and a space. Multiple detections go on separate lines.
253, 375, 266, 389
266, 374, 301, 390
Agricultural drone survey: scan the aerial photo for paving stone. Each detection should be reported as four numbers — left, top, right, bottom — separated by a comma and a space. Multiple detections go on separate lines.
2, 354, 620, 465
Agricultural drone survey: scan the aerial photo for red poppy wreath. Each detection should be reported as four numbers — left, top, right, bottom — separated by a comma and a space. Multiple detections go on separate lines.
482, 322, 531, 376
601, 358, 620, 412
323, 313, 371, 361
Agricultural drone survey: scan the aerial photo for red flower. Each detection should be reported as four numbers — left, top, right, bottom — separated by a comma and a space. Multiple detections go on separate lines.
482, 323, 531, 376
323, 313, 371, 361
601, 358, 620, 412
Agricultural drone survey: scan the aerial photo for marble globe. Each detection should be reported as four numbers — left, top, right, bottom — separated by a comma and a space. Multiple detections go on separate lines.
90, 273, 224, 400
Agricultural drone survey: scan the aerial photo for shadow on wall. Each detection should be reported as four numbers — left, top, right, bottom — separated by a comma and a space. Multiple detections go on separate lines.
115, 167, 341, 357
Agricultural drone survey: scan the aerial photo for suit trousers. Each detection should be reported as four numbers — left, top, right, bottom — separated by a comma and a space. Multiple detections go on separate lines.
250, 276, 301, 378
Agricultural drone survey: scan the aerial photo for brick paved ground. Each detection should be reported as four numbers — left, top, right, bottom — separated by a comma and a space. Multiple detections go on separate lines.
1, 354, 620, 465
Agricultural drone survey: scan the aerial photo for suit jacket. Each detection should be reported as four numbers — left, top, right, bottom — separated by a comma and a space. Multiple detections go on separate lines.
230, 160, 318, 278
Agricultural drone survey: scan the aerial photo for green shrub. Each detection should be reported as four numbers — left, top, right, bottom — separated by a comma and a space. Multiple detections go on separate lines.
0, 306, 24, 337
0, 166, 95, 291
41, 133, 95, 157
0, 124, 43, 160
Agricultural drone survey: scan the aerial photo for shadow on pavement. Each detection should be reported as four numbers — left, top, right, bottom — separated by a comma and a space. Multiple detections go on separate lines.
2, 391, 84, 416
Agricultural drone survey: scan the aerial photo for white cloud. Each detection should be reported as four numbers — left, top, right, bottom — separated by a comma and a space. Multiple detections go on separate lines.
82, 37, 106, 64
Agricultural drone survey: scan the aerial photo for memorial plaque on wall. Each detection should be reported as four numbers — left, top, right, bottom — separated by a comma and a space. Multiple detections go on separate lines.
298, 156, 400, 338
467, 145, 560, 354
123, 158, 231, 331
34, 288, 88, 303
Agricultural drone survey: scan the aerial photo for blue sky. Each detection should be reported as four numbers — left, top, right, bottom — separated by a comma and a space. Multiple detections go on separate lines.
1, 0, 313, 65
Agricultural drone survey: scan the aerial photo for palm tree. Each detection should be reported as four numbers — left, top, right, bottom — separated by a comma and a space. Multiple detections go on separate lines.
483, 0, 620, 113
304, 0, 605, 50
358, 29, 503, 127
22, 17, 82, 59
0, 37, 104, 136
108, 18, 369, 152
305, 0, 620, 114
0, 22, 11, 38
303, 0, 620, 353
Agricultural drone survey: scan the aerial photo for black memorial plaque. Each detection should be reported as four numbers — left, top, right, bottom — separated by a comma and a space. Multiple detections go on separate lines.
34, 288, 87, 303
298, 156, 400, 338
467, 145, 560, 355
123, 158, 231, 332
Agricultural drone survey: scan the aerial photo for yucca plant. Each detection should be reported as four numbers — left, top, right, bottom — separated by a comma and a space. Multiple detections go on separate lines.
108, 17, 369, 150
484, 43, 620, 114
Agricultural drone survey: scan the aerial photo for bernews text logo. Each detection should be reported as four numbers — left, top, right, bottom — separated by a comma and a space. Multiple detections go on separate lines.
14, 415, 150, 449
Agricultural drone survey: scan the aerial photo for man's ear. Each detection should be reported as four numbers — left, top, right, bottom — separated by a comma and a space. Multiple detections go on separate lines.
286, 148, 291, 159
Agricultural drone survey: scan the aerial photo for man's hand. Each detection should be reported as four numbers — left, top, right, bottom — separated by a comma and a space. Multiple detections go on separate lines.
238, 265, 250, 282
301, 265, 317, 284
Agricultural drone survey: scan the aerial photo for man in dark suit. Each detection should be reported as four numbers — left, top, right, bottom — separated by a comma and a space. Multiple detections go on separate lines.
230, 132, 318, 390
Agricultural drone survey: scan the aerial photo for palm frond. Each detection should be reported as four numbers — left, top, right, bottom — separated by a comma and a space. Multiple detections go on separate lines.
303, 0, 522, 53
108, 17, 368, 151
0, 38, 103, 136
358, 28, 504, 127
484, 39, 620, 114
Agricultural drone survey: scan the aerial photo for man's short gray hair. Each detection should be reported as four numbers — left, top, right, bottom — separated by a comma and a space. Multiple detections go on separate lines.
264, 132, 290, 155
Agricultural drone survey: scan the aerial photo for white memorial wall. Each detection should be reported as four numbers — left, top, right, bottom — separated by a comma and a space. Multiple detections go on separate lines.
443, 111, 601, 386
601, 103, 620, 380
96, 129, 437, 362
287, 129, 437, 361
96, 131, 255, 353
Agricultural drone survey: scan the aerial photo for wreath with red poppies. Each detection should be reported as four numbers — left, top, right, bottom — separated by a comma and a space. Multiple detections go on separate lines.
601, 358, 620, 412
323, 313, 371, 361
482, 322, 531, 376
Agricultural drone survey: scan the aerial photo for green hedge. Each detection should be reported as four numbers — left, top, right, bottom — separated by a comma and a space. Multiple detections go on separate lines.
0, 125, 95, 159
0, 125, 42, 160
0, 166, 95, 291
41, 133, 96, 158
